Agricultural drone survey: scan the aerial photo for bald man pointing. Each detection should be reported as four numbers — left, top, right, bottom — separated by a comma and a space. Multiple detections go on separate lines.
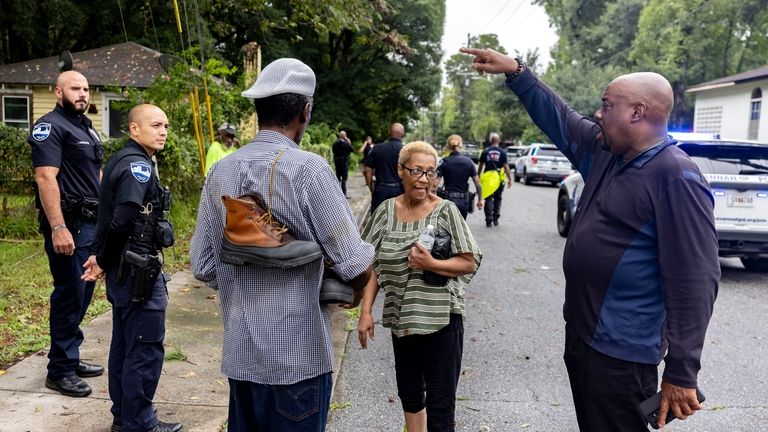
29, 70, 105, 398
83, 104, 182, 432
461, 48, 719, 431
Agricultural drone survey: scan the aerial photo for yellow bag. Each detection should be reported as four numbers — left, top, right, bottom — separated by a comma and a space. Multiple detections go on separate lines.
480, 170, 503, 199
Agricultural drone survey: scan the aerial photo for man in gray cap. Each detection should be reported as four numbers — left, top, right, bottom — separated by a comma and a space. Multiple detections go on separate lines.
190, 58, 374, 431
204, 122, 239, 175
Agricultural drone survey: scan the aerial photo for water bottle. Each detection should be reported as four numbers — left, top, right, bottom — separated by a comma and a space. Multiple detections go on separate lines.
417, 224, 436, 251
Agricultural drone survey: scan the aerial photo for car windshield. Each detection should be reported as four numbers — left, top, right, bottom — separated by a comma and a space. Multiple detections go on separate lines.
536, 148, 565, 157
680, 143, 768, 175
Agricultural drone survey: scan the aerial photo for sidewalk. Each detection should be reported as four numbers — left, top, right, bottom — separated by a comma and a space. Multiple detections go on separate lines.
0, 171, 371, 432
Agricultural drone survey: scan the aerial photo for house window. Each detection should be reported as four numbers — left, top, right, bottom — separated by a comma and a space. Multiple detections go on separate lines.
103, 95, 128, 138
2, 95, 30, 129
749, 88, 761, 140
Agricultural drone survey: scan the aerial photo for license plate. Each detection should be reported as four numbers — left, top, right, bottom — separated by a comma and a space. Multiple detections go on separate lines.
727, 194, 754, 208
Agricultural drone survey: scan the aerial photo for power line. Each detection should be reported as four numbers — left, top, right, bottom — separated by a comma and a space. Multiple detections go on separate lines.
486, 0, 514, 29
116, 0, 129, 43
146, 0, 161, 50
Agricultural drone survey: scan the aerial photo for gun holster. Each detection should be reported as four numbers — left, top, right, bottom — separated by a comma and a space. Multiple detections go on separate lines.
122, 250, 162, 303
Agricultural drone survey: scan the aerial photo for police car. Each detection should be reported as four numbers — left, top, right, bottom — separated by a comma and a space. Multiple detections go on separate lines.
556, 134, 768, 272
514, 143, 576, 185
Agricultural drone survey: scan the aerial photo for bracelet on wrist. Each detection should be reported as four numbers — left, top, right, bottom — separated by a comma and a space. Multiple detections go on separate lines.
52, 223, 67, 233
505, 57, 526, 78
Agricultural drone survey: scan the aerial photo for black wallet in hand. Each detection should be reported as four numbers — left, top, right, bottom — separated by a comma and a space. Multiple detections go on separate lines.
640, 387, 706, 429
423, 228, 451, 286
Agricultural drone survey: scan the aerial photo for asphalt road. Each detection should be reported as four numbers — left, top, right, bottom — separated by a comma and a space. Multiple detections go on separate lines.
327, 179, 768, 432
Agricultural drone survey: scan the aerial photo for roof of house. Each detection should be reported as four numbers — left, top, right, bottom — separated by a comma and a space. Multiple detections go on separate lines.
687, 65, 768, 93
0, 42, 166, 88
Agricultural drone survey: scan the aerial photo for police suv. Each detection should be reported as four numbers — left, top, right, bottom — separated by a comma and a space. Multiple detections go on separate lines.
556, 134, 768, 272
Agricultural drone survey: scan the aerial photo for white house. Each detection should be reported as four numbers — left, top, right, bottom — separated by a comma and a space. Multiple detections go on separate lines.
687, 65, 767, 142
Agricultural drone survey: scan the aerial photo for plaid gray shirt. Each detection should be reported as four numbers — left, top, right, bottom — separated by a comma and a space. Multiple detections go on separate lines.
190, 130, 374, 385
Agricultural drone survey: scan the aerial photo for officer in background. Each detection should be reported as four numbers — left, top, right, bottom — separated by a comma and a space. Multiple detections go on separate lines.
477, 132, 512, 227
437, 134, 483, 219
82, 104, 182, 432
364, 122, 406, 212
332, 130, 354, 197
28, 70, 104, 397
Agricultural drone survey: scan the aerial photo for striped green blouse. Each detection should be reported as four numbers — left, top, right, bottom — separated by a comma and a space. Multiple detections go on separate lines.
361, 198, 482, 337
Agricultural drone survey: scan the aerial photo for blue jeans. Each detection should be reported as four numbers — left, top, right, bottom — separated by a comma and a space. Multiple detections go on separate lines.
227, 373, 332, 432
43, 220, 96, 379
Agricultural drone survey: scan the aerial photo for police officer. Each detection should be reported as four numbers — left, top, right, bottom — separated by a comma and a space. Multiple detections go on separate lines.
332, 130, 354, 196
477, 132, 512, 227
364, 122, 406, 212
437, 134, 483, 219
28, 70, 104, 397
82, 104, 182, 432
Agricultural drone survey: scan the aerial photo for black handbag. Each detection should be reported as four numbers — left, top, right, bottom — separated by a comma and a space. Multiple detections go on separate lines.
423, 228, 451, 286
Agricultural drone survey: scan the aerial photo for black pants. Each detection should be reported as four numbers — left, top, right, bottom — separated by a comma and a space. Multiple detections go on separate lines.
108, 271, 167, 432
445, 193, 469, 219
392, 314, 464, 432
563, 326, 658, 432
484, 185, 503, 224
371, 184, 403, 213
43, 220, 96, 379
334, 158, 349, 195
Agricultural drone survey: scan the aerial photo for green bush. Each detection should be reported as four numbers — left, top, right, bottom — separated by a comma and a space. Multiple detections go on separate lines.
0, 125, 35, 197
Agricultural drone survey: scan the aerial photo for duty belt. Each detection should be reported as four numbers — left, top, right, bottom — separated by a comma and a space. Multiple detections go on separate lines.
377, 182, 401, 188
446, 191, 468, 199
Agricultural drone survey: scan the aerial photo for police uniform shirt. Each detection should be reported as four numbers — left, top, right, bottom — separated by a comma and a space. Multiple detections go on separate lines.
437, 152, 477, 193
480, 146, 508, 172
332, 139, 353, 160
94, 140, 158, 270
28, 104, 102, 200
364, 138, 403, 184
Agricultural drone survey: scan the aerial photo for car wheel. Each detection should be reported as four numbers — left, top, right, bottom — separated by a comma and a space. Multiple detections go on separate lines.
740, 257, 768, 272
514, 170, 520, 182
557, 193, 571, 237
523, 169, 531, 185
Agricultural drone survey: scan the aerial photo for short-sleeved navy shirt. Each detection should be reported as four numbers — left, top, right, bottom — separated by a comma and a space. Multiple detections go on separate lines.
479, 146, 508, 172
94, 140, 158, 254
437, 152, 477, 193
28, 104, 102, 199
364, 138, 403, 184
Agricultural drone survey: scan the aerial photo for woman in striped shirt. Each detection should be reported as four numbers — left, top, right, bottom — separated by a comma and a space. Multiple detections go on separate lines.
358, 141, 482, 432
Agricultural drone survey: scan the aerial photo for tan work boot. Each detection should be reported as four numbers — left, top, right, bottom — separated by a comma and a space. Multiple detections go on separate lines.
220, 193, 323, 268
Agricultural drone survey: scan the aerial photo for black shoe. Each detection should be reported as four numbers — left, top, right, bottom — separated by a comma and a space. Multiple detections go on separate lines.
76, 360, 104, 378
151, 421, 183, 432
112, 406, 158, 432
486, 222, 492, 227
319, 278, 354, 304
493, 220, 499, 226
45, 375, 92, 397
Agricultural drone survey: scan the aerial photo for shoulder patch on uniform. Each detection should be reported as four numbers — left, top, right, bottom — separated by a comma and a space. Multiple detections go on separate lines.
32, 122, 52, 141
130, 161, 152, 183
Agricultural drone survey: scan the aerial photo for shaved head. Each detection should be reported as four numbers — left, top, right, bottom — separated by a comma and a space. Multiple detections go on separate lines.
56, 71, 87, 88
54, 71, 89, 114
128, 104, 163, 124
609, 72, 674, 128
390, 123, 405, 139
128, 104, 169, 156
